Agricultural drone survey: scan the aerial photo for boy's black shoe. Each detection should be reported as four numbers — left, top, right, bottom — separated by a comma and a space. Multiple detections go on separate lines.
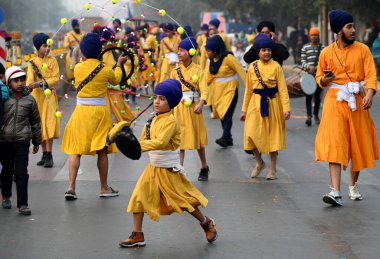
305, 116, 312, 127
314, 115, 320, 125
2, 198, 11, 209
198, 167, 209, 181
215, 138, 233, 147
37, 151, 47, 166
18, 205, 31, 215
44, 152, 54, 168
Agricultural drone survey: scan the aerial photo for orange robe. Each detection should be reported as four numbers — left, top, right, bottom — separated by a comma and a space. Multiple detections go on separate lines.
315, 41, 378, 172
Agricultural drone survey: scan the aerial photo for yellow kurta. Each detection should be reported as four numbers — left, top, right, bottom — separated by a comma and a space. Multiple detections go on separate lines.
140, 35, 157, 83
127, 112, 208, 221
102, 50, 134, 123
199, 40, 209, 70
61, 59, 122, 155
63, 30, 82, 79
26, 56, 60, 141
242, 59, 290, 154
158, 35, 181, 83
219, 32, 232, 52
315, 41, 378, 172
206, 54, 246, 119
170, 62, 208, 149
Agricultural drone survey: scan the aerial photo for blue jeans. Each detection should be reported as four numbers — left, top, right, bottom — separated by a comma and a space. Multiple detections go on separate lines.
221, 90, 238, 140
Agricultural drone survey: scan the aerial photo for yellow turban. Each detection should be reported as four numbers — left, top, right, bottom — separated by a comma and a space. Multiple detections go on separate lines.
309, 27, 320, 35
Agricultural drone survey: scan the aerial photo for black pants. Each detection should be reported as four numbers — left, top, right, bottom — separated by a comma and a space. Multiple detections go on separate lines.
306, 86, 322, 117
0, 142, 30, 208
221, 90, 238, 140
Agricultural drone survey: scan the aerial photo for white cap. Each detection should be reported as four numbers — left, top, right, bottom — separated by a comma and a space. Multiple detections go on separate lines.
5, 66, 26, 85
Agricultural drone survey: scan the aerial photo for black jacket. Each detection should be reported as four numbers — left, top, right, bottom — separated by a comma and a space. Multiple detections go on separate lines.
0, 88, 41, 145
243, 43, 289, 66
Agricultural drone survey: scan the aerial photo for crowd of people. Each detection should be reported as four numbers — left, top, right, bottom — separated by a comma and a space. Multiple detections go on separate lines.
0, 9, 378, 248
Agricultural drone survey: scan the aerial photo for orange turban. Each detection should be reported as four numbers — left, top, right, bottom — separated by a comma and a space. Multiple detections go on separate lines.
309, 27, 320, 35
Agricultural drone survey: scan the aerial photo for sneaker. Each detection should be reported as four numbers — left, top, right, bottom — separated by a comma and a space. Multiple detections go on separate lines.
251, 162, 265, 178
2, 198, 12, 209
18, 205, 31, 216
44, 152, 54, 168
65, 191, 78, 200
305, 116, 312, 127
266, 169, 277, 180
198, 167, 209, 181
200, 217, 218, 243
37, 152, 47, 166
322, 187, 343, 206
119, 231, 146, 248
349, 184, 363, 201
215, 138, 233, 148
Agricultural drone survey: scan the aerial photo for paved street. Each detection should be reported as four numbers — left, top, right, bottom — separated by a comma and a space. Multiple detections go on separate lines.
1, 80, 380, 259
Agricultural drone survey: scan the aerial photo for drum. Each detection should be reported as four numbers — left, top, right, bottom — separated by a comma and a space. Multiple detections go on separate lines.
286, 73, 317, 98
300, 73, 317, 95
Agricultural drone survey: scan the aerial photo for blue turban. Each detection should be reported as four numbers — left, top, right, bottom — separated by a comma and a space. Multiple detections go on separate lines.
181, 25, 194, 40
201, 24, 209, 31
179, 37, 198, 53
113, 18, 122, 26
164, 23, 174, 32
125, 26, 133, 35
80, 33, 102, 59
253, 34, 274, 53
329, 9, 354, 34
209, 18, 220, 28
72, 19, 79, 28
33, 33, 50, 51
205, 35, 226, 57
154, 79, 183, 109
99, 27, 115, 43
256, 21, 275, 33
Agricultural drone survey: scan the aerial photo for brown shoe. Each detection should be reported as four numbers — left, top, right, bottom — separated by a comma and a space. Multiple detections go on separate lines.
251, 162, 265, 178
119, 231, 146, 248
266, 169, 277, 180
200, 217, 218, 243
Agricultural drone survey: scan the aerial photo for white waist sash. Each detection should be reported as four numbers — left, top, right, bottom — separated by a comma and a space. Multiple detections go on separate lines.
216, 74, 238, 83
182, 91, 200, 102
165, 52, 179, 64
330, 81, 364, 111
77, 97, 107, 106
148, 149, 185, 174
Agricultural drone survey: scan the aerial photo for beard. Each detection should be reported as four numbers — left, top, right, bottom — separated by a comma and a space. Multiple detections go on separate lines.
74, 28, 81, 34
341, 32, 355, 45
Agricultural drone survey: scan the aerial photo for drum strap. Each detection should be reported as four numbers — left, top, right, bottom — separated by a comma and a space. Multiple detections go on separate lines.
176, 67, 200, 104
253, 61, 278, 117
30, 60, 48, 89
145, 113, 157, 140
77, 63, 105, 93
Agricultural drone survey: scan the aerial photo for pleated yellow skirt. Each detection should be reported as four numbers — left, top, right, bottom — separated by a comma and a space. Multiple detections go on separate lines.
127, 164, 208, 221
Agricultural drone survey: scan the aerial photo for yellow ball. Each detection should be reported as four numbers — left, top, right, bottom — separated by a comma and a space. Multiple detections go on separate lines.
46, 39, 54, 46
189, 48, 196, 56
55, 111, 62, 118
84, 3, 91, 10
184, 99, 192, 107
192, 74, 199, 83
44, 89, 52, 96
60, 18, 68, 25
134, 0, 141, 3
177, 27, 184, 34
112, 0, 119, 4
42, 63, 48, 70
159, 9, 166, 17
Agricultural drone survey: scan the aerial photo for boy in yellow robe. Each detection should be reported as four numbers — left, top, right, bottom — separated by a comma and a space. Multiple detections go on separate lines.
315, 10, 378, 206
240, 34, 291, 180
27, 33, 60, 168
63, 19, 83, 81
170, 37, 210, 181
205, 35, 246, 147
208, 18, 232, 52
61, 33, 127, 200
111, 79, 217, 248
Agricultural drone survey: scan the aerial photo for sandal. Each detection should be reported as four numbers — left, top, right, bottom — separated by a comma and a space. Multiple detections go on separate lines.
99, 187, 119, 197
65, 191, 78, 200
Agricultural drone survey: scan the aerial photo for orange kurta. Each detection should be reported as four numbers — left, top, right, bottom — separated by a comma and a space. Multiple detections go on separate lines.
315, 41, 378, 172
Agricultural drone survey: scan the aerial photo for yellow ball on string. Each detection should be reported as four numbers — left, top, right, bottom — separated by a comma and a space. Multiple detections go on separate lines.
192, 74, 199, 83
134, 0, 141, 3
184, 99, 192, 107
42, 63, 48, 70
60, 18, 68, 25
55, 111, 62, 118
44, 89, 52, 96
84, 3, 91, 10
112, 0, 119, 4
158, 9, 166, 17
189, 48, 196, 56
177, 27, 184, 34
46, 39, 54, 46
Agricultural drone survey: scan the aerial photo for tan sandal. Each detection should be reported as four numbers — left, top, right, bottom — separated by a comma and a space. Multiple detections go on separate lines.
251, 162, 265, 178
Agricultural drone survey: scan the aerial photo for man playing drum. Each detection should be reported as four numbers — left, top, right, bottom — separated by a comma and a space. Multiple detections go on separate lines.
301, 27, 325, 126
315, 10, 378, 206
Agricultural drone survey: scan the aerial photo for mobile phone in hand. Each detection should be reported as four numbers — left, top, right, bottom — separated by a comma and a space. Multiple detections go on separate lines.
323, 70, 333, 77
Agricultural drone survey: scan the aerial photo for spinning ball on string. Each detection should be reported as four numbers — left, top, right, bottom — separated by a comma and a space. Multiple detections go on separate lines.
158, 9, 166, 17
112, 0, 119, 4
60, 18, 68, 25
192, 74, 198, 83
46, 39, 54, 46
55, 111, 62, 118
84, 3, 91, 10
177, 27, 184, 34
189, 48, 196, 56
42, 63, 48, 70
44, 89, 52, 96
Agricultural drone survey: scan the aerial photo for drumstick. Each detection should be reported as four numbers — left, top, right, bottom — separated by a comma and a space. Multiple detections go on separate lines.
130, 102, 154, 124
